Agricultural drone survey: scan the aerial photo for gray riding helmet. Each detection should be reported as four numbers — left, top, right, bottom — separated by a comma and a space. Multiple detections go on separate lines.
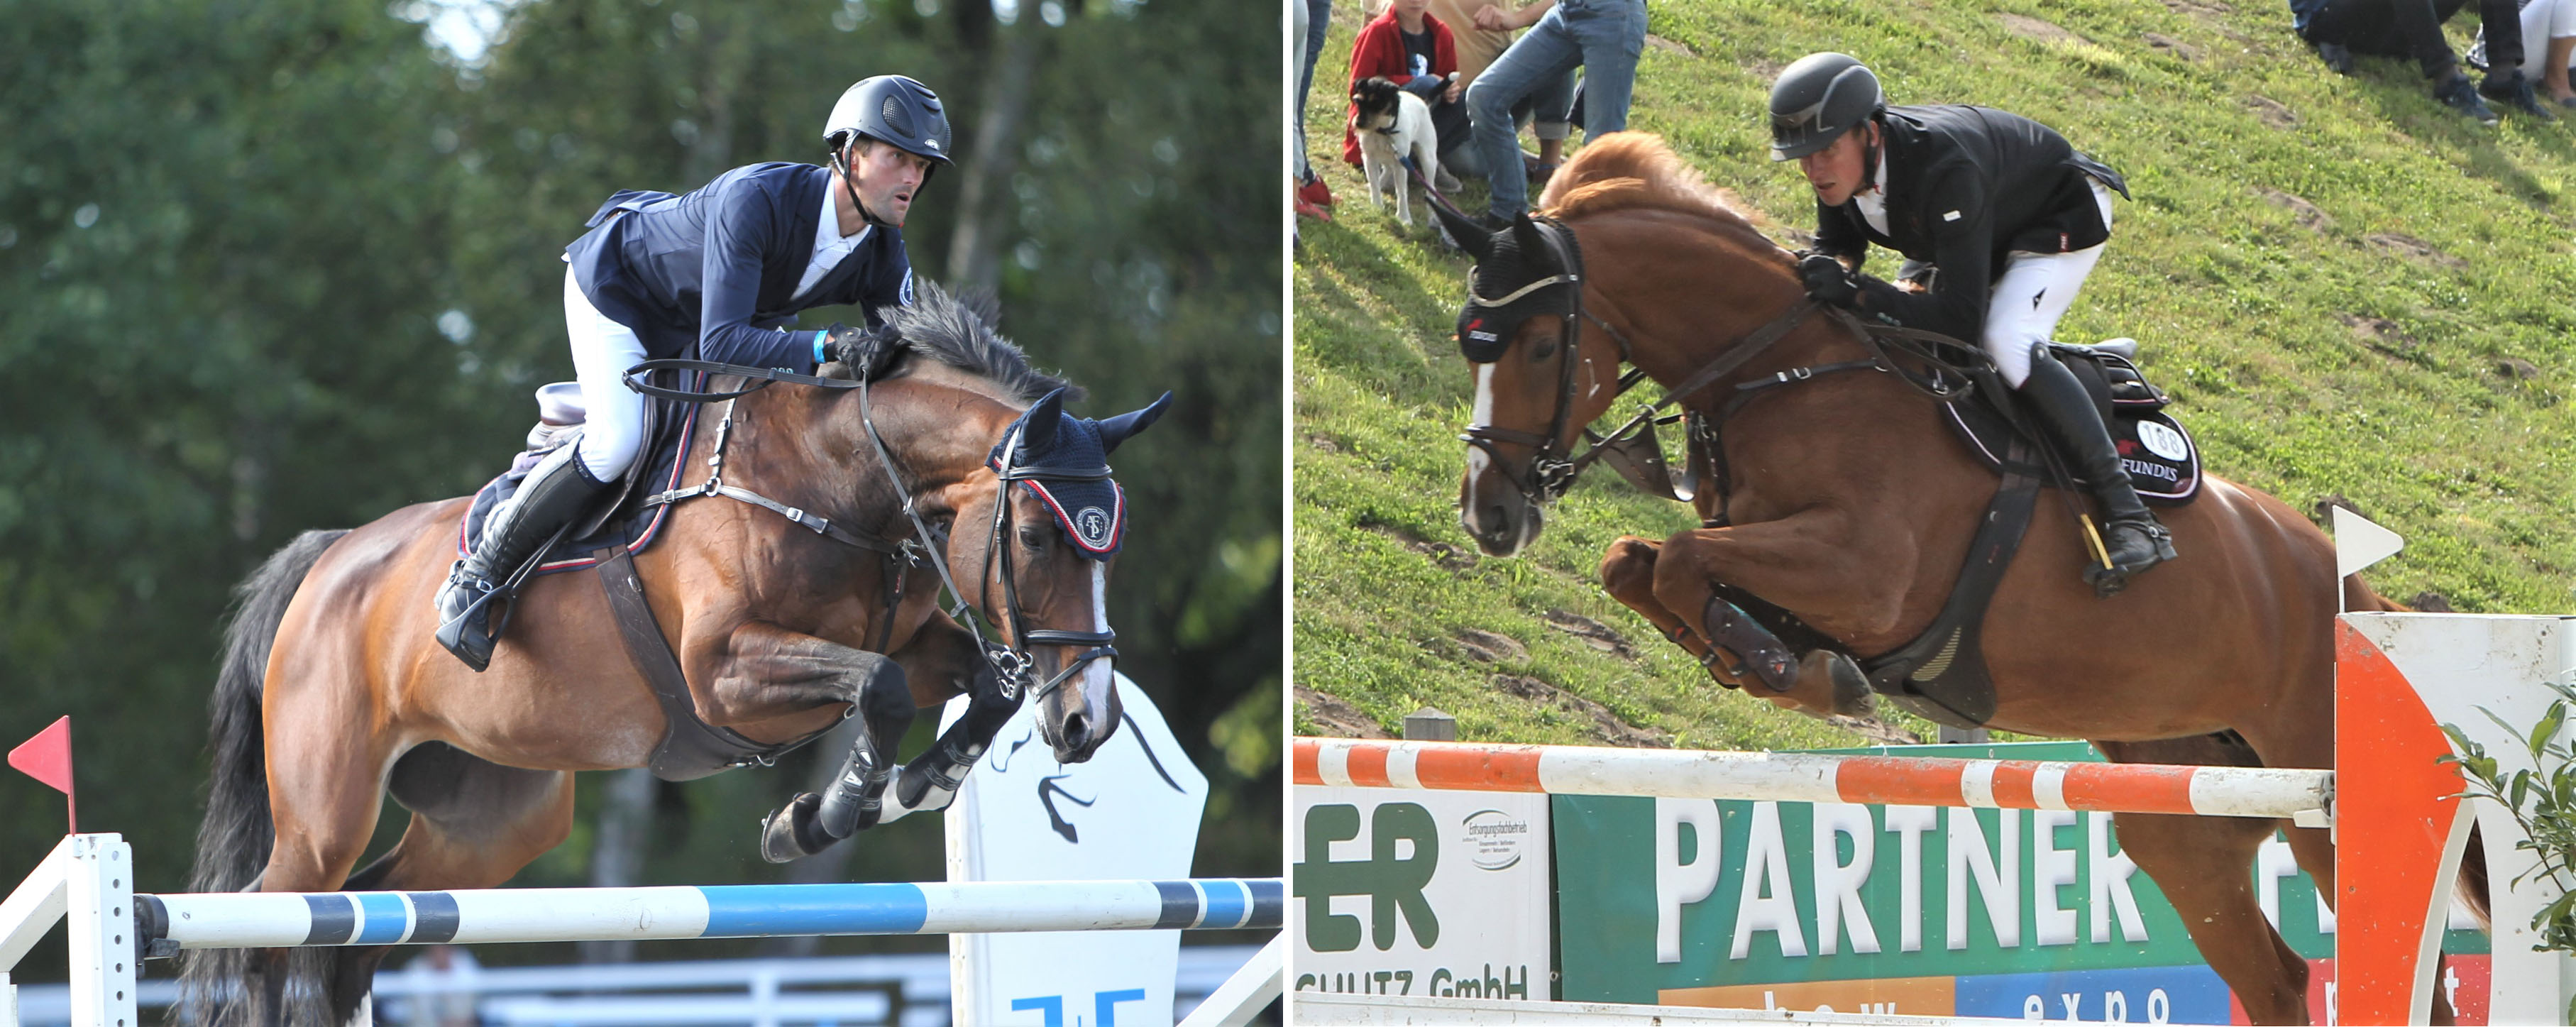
1768, 53, 1883, 161
824, 75, 957, 183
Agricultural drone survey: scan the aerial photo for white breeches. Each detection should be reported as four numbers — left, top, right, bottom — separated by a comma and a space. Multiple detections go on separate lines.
563, 267, 650, 480
1983, 177, 2115, 388
2511, 0, 2576, 75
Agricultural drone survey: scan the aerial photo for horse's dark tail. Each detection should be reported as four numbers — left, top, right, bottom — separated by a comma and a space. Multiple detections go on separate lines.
178, 528, 347, 1026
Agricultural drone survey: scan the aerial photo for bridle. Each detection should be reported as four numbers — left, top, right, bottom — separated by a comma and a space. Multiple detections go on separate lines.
964, 414, 1120, 704
625, 354, 1115, 705
1458, 217, 1976, 507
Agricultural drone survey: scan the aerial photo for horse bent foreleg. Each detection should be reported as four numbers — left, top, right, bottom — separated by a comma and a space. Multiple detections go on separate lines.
1651, 510, 1898, 716
705, 622, 913, 862
884, 618, 1024, 820
1600, 535, 1752, 690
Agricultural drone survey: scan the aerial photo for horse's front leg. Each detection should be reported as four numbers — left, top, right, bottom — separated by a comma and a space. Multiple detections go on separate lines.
1650, 507, 1914, 718
1599, 535, 1752, 689
695, 622, 915, 863
878, 617, 1024, 823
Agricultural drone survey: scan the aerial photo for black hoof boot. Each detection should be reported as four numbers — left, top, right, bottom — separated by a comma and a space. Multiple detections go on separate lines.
1700, 597, 1797, 692
816, 745, 888, 838
759, 793, 837, 864
2084, 517, 2179, 598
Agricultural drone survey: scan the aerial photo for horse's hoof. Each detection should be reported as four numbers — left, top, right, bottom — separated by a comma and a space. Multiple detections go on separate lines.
1793, 649, 1875, 718
759, 792, 831, 864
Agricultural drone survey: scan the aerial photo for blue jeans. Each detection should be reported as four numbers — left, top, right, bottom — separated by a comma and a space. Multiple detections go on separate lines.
1295, 0, 1331, 180
1467, 0, 1646, 218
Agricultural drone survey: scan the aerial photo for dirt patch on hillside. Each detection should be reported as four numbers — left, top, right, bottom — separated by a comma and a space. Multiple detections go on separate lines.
1490, 674, 1671, 747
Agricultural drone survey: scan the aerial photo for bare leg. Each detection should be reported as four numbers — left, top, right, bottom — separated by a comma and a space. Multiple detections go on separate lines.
2548, 35, 2576, 99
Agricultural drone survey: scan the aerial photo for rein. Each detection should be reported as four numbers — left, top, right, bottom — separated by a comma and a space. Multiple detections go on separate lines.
623, 357, 1113, 703
1461, 218, 1991, 507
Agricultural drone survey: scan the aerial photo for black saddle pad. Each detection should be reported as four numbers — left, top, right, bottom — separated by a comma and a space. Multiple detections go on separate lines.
456, 388, 702, 578
1941, 349, 2201, 506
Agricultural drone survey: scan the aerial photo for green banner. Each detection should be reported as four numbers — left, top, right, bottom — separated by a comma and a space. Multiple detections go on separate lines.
1552, 742, 2484, 1004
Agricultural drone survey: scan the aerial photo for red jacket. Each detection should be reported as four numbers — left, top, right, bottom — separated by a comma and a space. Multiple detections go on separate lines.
1342, 9, 1458, 165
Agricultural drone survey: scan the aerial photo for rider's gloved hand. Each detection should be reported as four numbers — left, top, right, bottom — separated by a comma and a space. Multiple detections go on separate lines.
1798, 252, 1861, 309
820, 322, 899, 378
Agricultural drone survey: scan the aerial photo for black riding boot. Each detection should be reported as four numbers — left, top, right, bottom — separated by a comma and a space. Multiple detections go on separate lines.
2017, 351, 2177, 597
434, 446, 611, 670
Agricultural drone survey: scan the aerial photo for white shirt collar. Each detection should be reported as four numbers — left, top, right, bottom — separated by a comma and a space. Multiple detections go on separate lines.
1853, 148, 1891, 236
796, 179, 871, 302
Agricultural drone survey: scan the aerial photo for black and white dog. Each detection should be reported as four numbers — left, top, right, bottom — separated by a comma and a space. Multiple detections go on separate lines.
1349, 76, 1445, 228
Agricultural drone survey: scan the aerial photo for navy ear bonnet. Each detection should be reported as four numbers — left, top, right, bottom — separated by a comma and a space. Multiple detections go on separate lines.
987, 388, 1171, 559
1456, 220, 1572, 364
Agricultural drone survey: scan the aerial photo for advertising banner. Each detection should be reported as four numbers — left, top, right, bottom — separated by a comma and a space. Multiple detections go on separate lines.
1293, 782, 1551, 1002
1553, 742, 2489, 1023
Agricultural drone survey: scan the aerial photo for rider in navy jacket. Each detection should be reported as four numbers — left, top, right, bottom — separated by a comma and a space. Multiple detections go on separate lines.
565, 160, 917, 373
434, 75, 954, 671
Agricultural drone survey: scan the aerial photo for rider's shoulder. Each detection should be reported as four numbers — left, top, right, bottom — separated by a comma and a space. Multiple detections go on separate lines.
704, 161, 826, 194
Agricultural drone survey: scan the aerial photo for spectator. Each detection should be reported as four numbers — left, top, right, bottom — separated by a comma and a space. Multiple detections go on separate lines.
2293, 0, 2551, 122
2474, 0, 2576, 106
1430, 0, 1574, 182
1342, 0, 1470, 179
1466, 0, 1647, 224
1297, 0, 1336, 214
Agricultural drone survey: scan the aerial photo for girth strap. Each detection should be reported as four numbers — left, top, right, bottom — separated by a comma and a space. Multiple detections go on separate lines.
594, 547, 818, 781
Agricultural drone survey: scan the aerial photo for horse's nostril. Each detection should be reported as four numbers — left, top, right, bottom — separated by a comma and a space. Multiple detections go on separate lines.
1060, 713, 1091, 750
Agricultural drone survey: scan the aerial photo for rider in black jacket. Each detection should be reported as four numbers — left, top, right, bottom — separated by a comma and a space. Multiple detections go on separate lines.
1770, 53, 2175, 595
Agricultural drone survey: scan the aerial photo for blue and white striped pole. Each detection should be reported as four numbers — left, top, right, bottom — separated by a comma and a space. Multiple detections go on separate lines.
138, 878, 1281, 950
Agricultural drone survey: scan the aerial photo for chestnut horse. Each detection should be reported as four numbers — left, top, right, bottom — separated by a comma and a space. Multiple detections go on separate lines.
178, 289, 1167, 1026
1436, 135, 2418, 1025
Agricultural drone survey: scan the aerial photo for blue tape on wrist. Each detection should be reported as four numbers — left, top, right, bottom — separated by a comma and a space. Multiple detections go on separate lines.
813, 330, 830, 364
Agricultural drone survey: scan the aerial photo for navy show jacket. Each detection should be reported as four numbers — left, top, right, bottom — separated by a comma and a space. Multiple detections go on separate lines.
563, 162, 914, 373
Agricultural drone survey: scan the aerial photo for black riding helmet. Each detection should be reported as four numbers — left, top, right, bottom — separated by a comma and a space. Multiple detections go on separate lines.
1768, 53, 1883, 161
823, 75, 956, 218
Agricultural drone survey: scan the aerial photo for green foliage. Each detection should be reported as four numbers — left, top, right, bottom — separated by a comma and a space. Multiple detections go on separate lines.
0, 0, 1277, 974
1297, 0, 2576, 744
2443, 689, 2576, 1021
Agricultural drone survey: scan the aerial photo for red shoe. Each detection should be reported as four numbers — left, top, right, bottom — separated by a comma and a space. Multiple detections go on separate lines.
1298, 177, 1335, 207
1295, 197, 1332, 221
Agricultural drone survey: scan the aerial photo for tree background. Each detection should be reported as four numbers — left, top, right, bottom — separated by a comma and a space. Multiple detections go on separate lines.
0, 0, 1281, 976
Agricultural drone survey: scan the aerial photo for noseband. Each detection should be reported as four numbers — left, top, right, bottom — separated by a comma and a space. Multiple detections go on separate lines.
625, 356, 1116, 705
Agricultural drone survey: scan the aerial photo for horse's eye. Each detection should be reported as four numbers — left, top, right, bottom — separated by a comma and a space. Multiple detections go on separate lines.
1018, 525, 1050, 550
1531, 339, 1558, 361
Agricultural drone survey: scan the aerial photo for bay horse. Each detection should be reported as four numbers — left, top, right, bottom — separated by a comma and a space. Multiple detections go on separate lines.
179, 287, 1168, 1026
1435, 134, 2429, 1025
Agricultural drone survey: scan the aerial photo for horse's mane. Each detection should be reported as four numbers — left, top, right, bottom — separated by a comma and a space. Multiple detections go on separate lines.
882, 280, 1083, 404
1538, 133, 1787, 263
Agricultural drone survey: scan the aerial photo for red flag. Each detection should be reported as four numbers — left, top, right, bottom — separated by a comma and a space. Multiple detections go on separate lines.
9, 716, 75, 833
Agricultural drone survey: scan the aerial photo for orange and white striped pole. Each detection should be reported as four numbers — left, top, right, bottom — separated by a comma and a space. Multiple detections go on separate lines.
1293, 737, 2333, 823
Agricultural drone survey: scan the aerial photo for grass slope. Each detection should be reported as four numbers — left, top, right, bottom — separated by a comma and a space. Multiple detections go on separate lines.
1294, 0, 2576, 749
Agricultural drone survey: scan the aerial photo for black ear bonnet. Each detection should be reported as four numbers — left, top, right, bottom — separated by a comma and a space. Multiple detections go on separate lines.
1456, 218, 1578, 364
